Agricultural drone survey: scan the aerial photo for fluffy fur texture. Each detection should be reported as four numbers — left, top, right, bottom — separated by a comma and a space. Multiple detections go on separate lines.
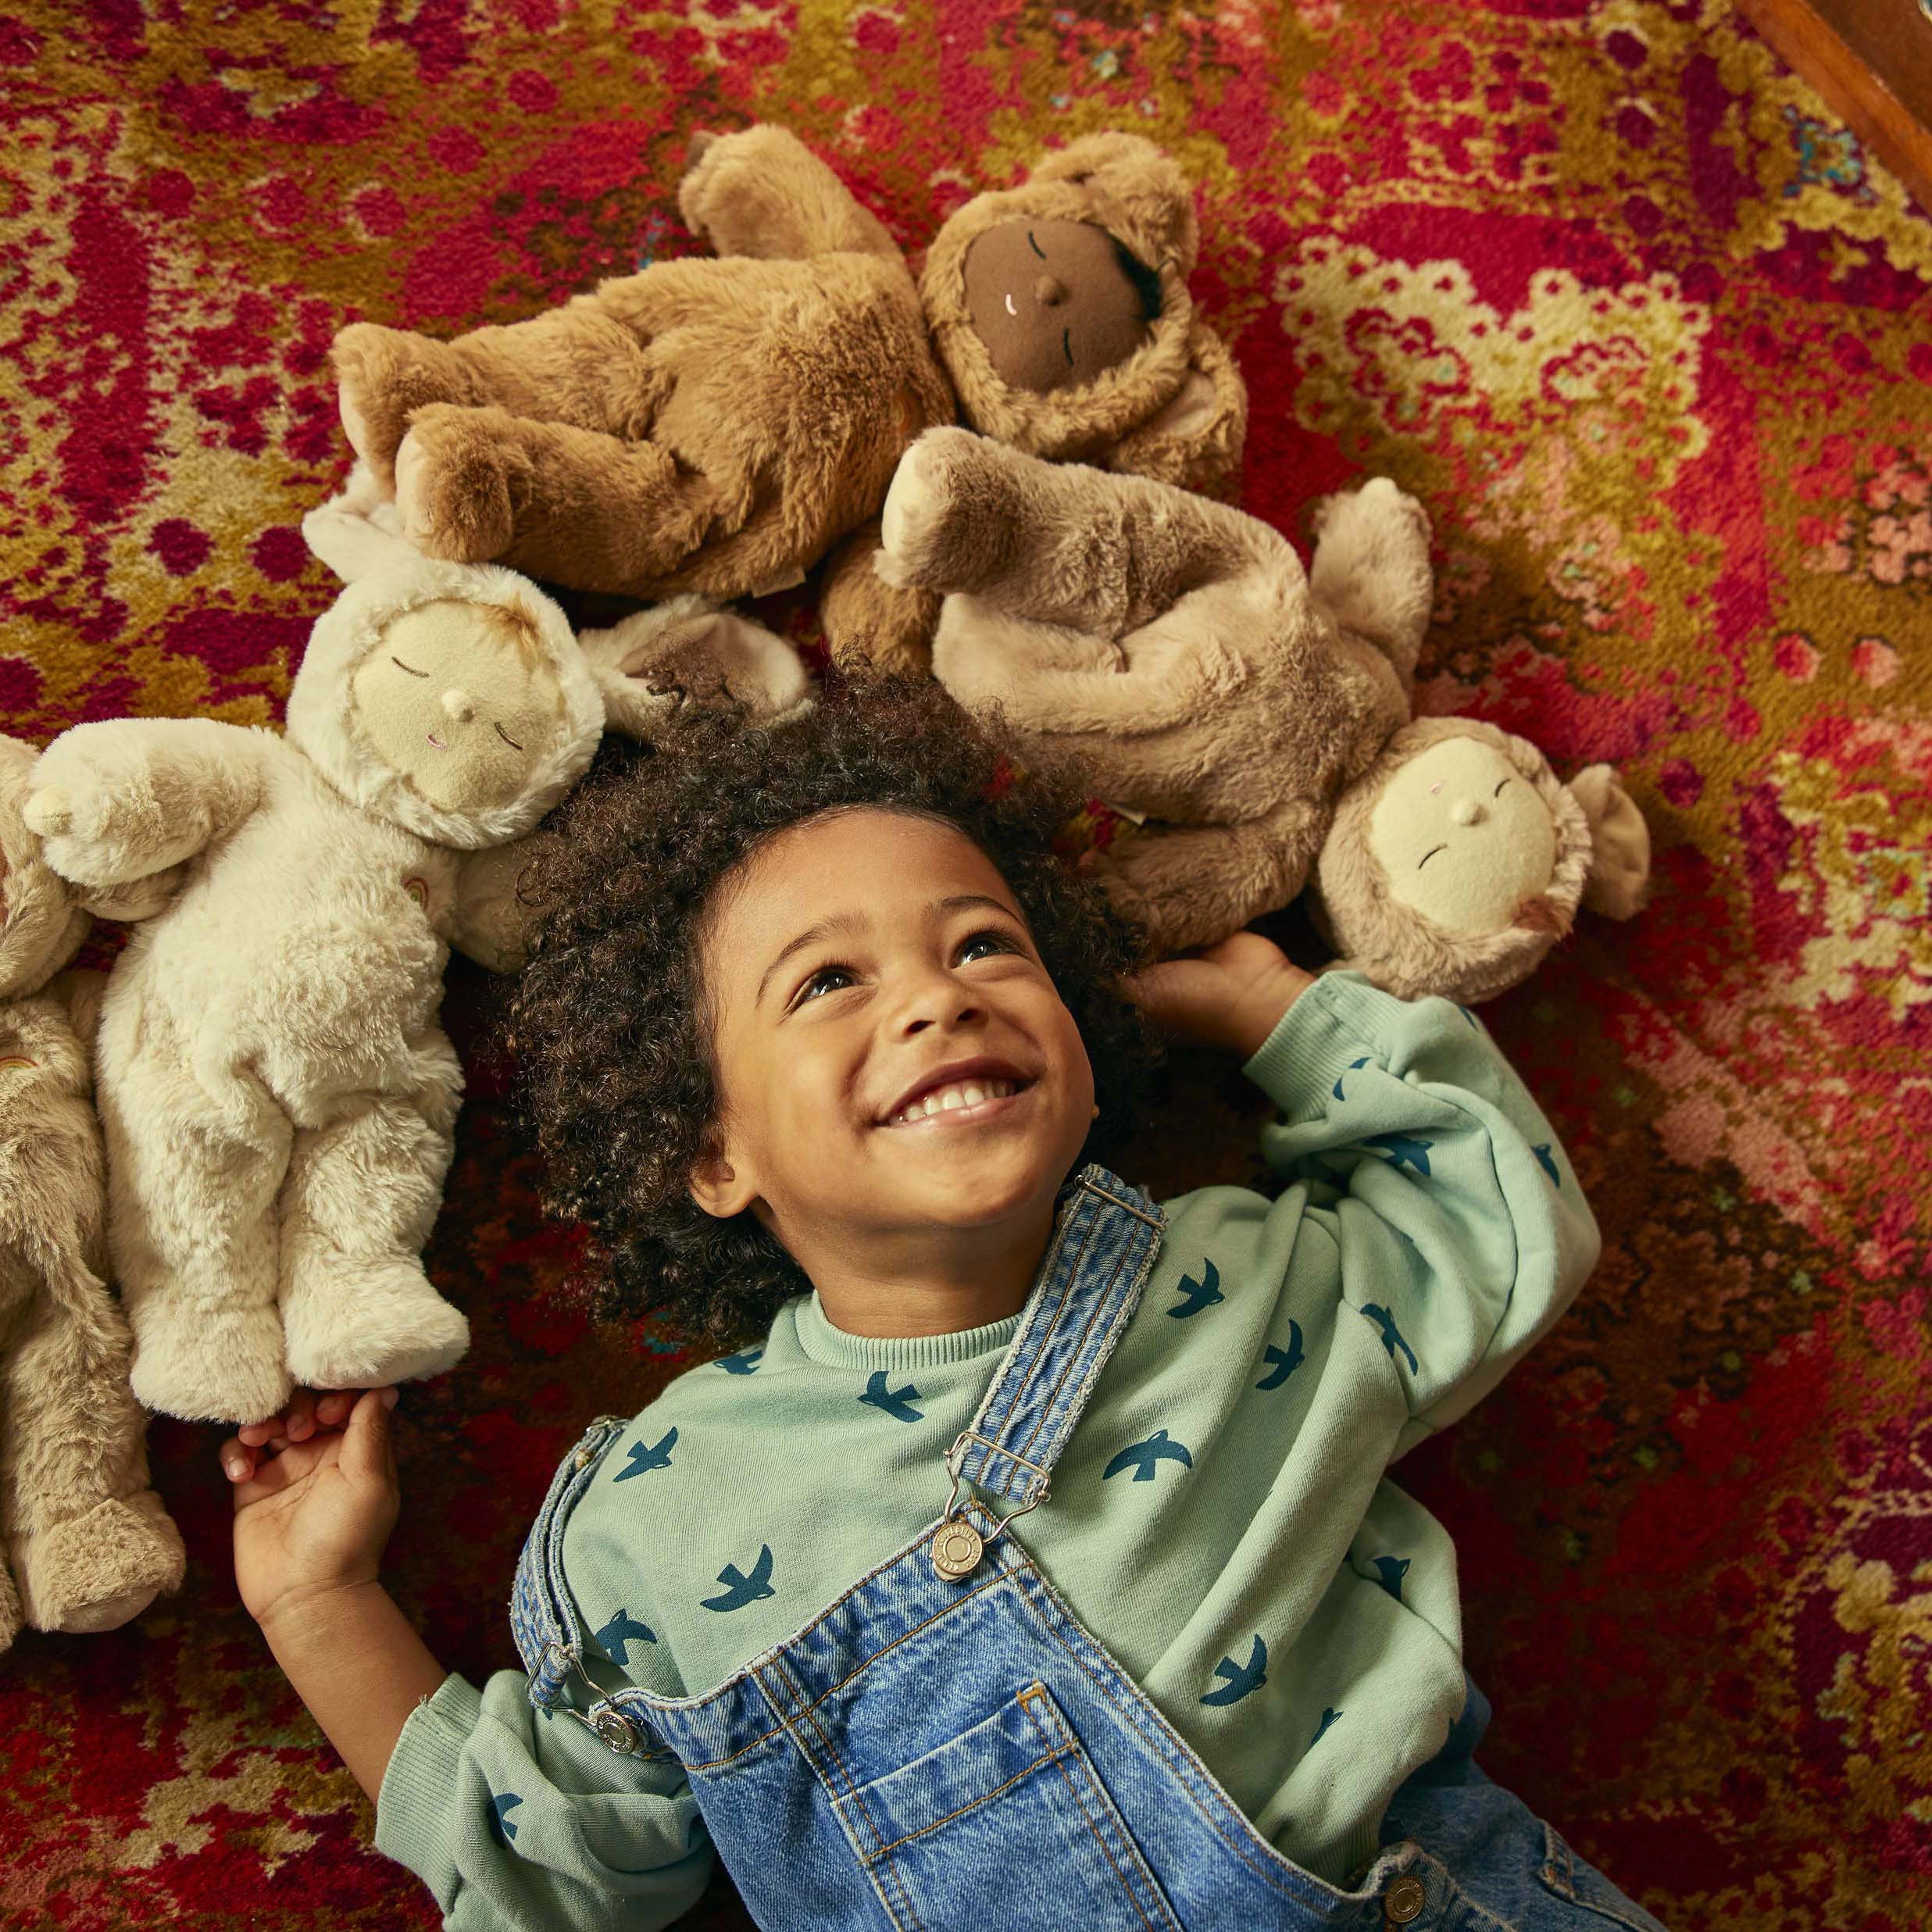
328, 125, 1244, 674
0, 737, 185, 1653
882, 429, 1649, 989
20, 562, 808, 1423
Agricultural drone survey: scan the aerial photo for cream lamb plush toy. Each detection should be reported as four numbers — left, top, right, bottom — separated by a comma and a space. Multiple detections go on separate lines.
0, 736, 185, 1649
24, 563, 809, 1425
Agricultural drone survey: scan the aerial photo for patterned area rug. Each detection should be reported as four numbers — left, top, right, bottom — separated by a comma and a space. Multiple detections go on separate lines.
3, 4, 1928, 1928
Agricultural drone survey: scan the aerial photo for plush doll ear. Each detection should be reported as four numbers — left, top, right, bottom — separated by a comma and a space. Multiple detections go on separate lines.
579, 598, 814, 741
302, 459, 418, 584
1023, 133, 1200, 277
1570, 765, 1652, 919
1103, 320, 1248, 491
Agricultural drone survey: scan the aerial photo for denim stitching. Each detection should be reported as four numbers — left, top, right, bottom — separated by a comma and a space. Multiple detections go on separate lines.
1534, 1827, 1666, 1932
851, 1744, 1071, 1859
1017, 1686, 1176, 1932
770, 1648, 927, 1932
1009, 1227, 1135, 1477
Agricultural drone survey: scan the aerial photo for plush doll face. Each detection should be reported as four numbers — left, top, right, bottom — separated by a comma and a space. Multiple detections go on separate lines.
1366, 733, 1559, 937
962, 219, 1155, 395
349, 601, 568, 813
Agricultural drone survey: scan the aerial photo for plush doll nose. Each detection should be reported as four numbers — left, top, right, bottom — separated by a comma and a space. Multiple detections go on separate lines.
1034, 274, 1068, 307
441, 688, 477, 724
1451, 798, 1487, 827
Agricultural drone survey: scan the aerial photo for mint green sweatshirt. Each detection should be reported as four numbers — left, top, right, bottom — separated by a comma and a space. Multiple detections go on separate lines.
375, 975, 1600, 1928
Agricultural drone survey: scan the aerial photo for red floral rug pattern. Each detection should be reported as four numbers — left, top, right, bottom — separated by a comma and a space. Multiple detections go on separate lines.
2, 4, 1929, 1928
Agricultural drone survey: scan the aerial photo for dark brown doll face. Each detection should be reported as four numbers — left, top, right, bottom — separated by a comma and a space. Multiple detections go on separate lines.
962, 219, 1152, 395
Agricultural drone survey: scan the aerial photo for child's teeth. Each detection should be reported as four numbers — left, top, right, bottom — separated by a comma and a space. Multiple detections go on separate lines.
940, 1090, 965, 1111
962, 1084, 986, 1106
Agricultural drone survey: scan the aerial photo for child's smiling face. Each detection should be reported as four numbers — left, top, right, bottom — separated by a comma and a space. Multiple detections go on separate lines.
691, 808, 1098, 1270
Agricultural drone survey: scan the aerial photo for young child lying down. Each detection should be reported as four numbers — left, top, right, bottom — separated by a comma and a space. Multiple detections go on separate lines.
220, 680, 1669, 1931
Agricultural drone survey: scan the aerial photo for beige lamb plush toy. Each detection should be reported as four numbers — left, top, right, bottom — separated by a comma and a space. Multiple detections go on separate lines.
878, 428, 1648, 995
23, 564, 808, 1425
0, 736, 185, 1651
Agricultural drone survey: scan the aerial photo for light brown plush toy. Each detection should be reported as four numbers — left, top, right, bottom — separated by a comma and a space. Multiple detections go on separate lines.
327, 125, 1245, 674
0, 736, 185, 1653
878, 428, 1649, 998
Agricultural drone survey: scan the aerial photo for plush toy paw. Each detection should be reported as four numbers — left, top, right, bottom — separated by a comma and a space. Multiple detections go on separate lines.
1571, 765, 1652, 919
395, 409, 516, 564
281, 1258, 470, 1391
12, 1491, 185, 1636
130, 1300, 292, 1425
1308, 477, 1434, 677
877, 427, 1013, 591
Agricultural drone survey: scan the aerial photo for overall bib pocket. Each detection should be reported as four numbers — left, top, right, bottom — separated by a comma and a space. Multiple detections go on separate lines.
835, 1680, 1182, 1931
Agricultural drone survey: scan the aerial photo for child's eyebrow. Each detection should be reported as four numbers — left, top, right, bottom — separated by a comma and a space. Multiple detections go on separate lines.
757, 913, 864, 1005
940, 891, 1027, 925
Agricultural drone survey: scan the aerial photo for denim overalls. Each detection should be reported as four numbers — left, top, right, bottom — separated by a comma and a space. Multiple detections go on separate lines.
509, 1168, 1669, 1932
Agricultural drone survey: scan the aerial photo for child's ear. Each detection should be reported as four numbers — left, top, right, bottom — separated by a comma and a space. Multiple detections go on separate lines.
689, 1138, 759, 1220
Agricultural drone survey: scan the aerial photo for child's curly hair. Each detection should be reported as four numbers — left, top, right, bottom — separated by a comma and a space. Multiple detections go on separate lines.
509, 678, 1155, 1347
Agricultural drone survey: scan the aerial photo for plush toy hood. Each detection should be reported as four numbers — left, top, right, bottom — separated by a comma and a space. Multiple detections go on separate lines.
285, 561, 605, 852
920, 133, 1245, 490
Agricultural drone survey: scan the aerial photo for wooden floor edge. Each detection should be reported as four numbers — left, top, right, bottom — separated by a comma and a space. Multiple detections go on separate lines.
1732, 0, 1932, 217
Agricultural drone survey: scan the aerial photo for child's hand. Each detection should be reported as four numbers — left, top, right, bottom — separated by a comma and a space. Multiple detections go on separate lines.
1126, 931, 1315, 1061
220, 1387, 402, 1637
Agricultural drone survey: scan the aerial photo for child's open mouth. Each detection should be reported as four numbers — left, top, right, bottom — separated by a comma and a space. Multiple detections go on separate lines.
877, 1061, 1034, 1129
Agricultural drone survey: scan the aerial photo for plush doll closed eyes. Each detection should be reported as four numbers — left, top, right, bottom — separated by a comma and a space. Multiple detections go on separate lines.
0, 736, 185, 1648
323, 125, 1245, 677
23, 562, 809, 1424
877, 427, 1649, 996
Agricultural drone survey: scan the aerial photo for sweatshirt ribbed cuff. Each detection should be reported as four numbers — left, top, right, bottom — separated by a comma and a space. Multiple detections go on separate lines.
792, 1294, 1023, 1370
374, 1670, 482, 1906
1242, 970, 1407, 1123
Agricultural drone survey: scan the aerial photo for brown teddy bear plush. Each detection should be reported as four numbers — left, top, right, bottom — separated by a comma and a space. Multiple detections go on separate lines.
0, 736, 185, 1652
877, 428, 1648, 998
327, 125, 1245, 673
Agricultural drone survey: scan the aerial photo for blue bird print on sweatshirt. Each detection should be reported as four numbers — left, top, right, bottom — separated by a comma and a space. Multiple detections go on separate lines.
1102, 1429, 1194, 1483
1369, 1555, 1411, 1602
858, 1370, 924, 1422
1532, 1143, 1561, 1186
487, 1791, 523, 1847
613, 1427, 677, 1481
1362, 1303, 1420, 1374
1202, 1634, 1267, 1706
1312, 1708, 1343, 1745
1256, 1321, 1305, 1390
717, 1347, 763, 1374
702, 1545, 777, 1612
1332, 1055, 1373, 1101
594, 1607, 656, 1664
1170, 1259, 1223, 1319
1366, 1131, 1434, 1176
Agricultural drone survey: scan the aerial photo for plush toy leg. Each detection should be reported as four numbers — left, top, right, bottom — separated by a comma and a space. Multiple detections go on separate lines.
819, 522, 944, 677
396, 405, 721, 595
0, 1262, 185, 1636
1307, 477, 1434, 689
105, 1062, 295, 1426
277, 1057, 467, 1393
1096, 798, 1332, 957
880, 427, 1287, 637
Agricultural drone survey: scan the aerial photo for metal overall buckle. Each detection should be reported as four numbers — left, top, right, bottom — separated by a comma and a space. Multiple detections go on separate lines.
931, 1431, 1049, 1582
543, 1641, 651, 1756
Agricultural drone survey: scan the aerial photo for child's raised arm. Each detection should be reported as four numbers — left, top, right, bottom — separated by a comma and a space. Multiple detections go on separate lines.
226, 1389, 711, 1928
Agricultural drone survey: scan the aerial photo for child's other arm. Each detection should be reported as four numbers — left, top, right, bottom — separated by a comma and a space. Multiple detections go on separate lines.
1245, 970, 1601, 1444
225, 1391, 710, 1928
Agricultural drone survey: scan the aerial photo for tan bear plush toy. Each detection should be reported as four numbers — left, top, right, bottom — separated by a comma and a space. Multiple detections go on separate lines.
0, 736, 185, 1652
23, 563, 807, 1425
878, 428, 1648, 998
325, 125, 1245, 674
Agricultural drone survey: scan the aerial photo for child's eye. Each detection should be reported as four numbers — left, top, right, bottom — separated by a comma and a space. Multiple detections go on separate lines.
796, 965, 856, 1005
957, 929, 1020, 964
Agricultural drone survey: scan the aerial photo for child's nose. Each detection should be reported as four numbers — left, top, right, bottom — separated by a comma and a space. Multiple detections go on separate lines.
441, 688, 476, 723
1451, 798, 1487, 827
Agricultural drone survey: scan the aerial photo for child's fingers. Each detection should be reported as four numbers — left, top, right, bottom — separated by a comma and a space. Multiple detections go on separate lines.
219, 1434, 257, 1484
340, 1387, 401, 1484
315, 1391, 355, 1427
284, 1388, 319, 1442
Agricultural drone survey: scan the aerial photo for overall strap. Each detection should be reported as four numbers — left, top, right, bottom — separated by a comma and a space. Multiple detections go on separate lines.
945, 1165, 1165, 1511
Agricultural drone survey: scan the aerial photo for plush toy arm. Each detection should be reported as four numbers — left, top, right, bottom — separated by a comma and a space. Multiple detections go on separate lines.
679, 126, 904, 265
820, 522, 943, 676
1102, 320, 1249, 494
25, 718, 270, 887
45, 968, 107, 1049
1570, 766, 1651, 918
580, 596, 813, 738
451, 838, 546, 975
